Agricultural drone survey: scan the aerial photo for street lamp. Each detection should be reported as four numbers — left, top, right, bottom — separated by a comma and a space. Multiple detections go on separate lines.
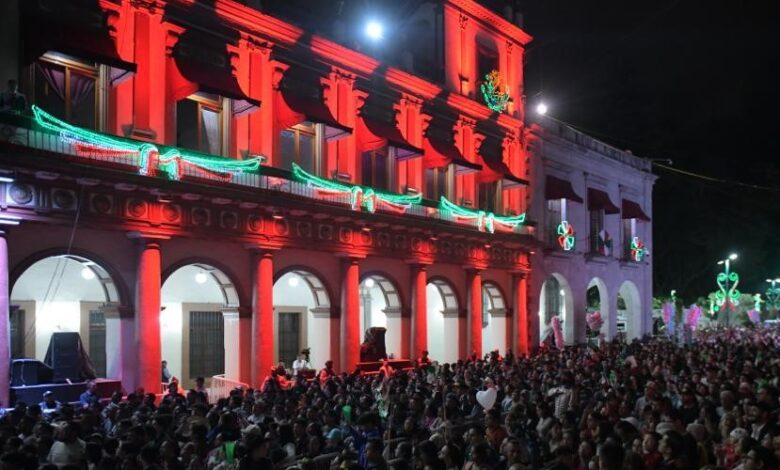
766, 278, 780, 312
715, 254, 740, 327
535, 102, 548, 115
365, 20, 384, 41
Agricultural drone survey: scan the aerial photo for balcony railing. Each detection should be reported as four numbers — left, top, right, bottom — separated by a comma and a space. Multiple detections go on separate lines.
0, 109, 534, 236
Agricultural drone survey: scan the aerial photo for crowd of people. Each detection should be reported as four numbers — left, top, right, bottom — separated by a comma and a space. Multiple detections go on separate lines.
2, 326, 780, 470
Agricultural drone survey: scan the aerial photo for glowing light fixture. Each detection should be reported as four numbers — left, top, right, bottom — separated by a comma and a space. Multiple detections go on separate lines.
729, 253, 738, 260
536, 102, 548, 115
288, 275, 300, 287
365, 20, 384, 40
364, 278, 376, 288
81, 267, 96, 280
195, 272, 208, 284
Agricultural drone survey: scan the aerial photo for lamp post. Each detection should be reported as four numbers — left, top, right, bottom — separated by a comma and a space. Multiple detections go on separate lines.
766, 278, 780, 314
715, 253, 739, 327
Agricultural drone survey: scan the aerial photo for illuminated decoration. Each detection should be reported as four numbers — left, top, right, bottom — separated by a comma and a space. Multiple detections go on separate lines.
439, 197, 526, 234
292, 163, 420, 214
754, 293, 763, 312
480, 70, 510, 113
556, 220, 575, 251
714, 270, 740, 310
630, 237, 645, 262
766, 279, 780, 310
32, 105, 262, 181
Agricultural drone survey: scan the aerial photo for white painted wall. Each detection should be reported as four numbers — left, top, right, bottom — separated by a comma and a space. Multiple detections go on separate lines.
160, 302, 183, 380
426, 284, 445, 362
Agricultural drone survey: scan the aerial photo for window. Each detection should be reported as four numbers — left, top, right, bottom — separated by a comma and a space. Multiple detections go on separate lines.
589, 210, 605, 254
547, 199, 563, 247
9, 308, 24, 359
189, 311, 224, 379
176, 93, 223, 155
32, 55, 98, 129
425, 166, 449, 201
478, 181, 499, 212
89, 310, 106, 377
477, 42, 499, 83
544, 276, 561, 325
361, 147, 392, 191
279, 121, 319, 173
623, 218, 636, 260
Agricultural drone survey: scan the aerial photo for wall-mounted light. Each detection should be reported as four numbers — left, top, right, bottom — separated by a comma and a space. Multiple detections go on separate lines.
81, 267, 96, 280
195, 272, 208, 284
364, 277, 376, 288
288, 275, 300, 287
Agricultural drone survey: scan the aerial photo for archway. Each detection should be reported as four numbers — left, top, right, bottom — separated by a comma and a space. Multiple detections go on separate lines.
586, 278, 610, 340
359, 273, 403, 359
273, 269, 332, 371
161, 263, 239, 388
618, 281, 642, 341
10, 254, 121, 378
538, 273, 574, 345
481, 282, 507, 356
426, 278, 460, 364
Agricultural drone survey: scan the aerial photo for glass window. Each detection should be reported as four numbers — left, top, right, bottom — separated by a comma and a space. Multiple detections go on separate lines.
425, 166, 448, 201
478, 181, 498, 212
33, 56, 98, 129
278, 121, 318, 173
477, 43, 499, 82
544, 276, 561, 326
176, 93, 223, 155
189, 311, 224, 379
623, 218, 636, 260
361, 147, 391, 191
547, 199, 563, 247
590, 210, 605, 254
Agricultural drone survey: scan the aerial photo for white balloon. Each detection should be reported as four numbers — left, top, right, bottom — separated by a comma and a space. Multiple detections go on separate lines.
476, 387, 497, 411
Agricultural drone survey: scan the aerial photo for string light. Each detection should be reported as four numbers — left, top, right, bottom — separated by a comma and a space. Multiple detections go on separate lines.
630, 237, 645, 262
480, 70, 510, 113
439, 197, 526, 234
557, 220, 575, 251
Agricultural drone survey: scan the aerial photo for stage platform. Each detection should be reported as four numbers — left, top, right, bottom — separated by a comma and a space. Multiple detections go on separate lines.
10, 378, 123, 406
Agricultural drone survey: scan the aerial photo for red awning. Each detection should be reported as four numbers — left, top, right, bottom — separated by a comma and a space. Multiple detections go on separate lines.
545, 175, 583, 203
360, 116, 423, 160
622, 199, 651, 221
23, 22, 136, 78
588, 188, 620, 214
477, 138, 528, 189
279, 90, 351, 141
172, 54, 260, 116
423, 138, 482, 175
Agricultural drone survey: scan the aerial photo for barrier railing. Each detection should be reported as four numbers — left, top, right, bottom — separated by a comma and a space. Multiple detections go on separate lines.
209, 374, 249, 404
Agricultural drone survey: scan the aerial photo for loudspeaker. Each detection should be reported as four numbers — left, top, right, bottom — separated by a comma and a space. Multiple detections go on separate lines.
10, 359, 54, 386
48, 332, 81, 381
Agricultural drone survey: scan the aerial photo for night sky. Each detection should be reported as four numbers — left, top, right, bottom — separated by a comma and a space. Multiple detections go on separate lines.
267, 0, 780, 302
518, 0, 780, 302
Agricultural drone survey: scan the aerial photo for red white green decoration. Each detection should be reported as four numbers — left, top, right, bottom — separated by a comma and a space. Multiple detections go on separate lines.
32, 105, 261, 181
597, 230, 612, 256
630, 237, 645, 262
480, 70, 510, 113
292, 163, 420, 214
557, 220, 575, 251
439, 197, 525, 234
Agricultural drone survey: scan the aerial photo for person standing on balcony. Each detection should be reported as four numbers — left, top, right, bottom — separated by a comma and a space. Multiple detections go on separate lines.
0, 80, 27, 113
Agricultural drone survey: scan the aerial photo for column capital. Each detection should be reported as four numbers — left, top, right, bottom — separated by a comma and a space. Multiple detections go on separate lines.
463, 264, 486, 272
127, 230, 170, 241
511, 270, 529, 279
335, 252, 366, 261
244, 242, 282, 253
100, 303, 134, 319
406, 259, 433, 268
383, 307, 403, 318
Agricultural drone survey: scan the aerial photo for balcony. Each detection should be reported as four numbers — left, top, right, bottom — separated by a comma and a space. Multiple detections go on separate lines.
0, 108, 534, 238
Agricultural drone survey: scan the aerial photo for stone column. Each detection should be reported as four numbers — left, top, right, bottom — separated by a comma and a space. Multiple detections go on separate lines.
514, 273, 530, 356
341, 257, 361, 372
252, 251, 274, 387
134, 240, 162, 395
467, 269, 483, 358
411, 264, 428, 359
0, 231, 11, 407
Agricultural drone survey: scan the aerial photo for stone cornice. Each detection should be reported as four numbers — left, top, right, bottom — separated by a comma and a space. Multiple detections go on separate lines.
446, 0, 533, 46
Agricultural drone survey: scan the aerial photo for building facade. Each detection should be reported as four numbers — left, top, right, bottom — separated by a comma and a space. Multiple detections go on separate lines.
526, 117, 655, 348
0, 0, 652, 406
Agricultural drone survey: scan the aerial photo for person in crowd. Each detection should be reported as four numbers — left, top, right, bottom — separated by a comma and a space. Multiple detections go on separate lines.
39, 391, 61, 414
1, 324, 779, 470
292, 351, 312, 376
162, 360, 173, 383
79, 381, 99, 409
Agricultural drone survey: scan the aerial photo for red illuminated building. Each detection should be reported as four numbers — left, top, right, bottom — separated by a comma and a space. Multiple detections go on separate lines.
0, 0, 652, 406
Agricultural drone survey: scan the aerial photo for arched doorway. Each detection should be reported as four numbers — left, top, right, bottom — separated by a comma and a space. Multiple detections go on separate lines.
359, 273, 402, 359
426, 278, 460, 364
273, 270, 331, 371
586, 278, 610, 339
618, 281, 642, 340
161, 263, 239, 388
538, 273, 574, 345
482, 282, 507, 356
10, 254, 122, 378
